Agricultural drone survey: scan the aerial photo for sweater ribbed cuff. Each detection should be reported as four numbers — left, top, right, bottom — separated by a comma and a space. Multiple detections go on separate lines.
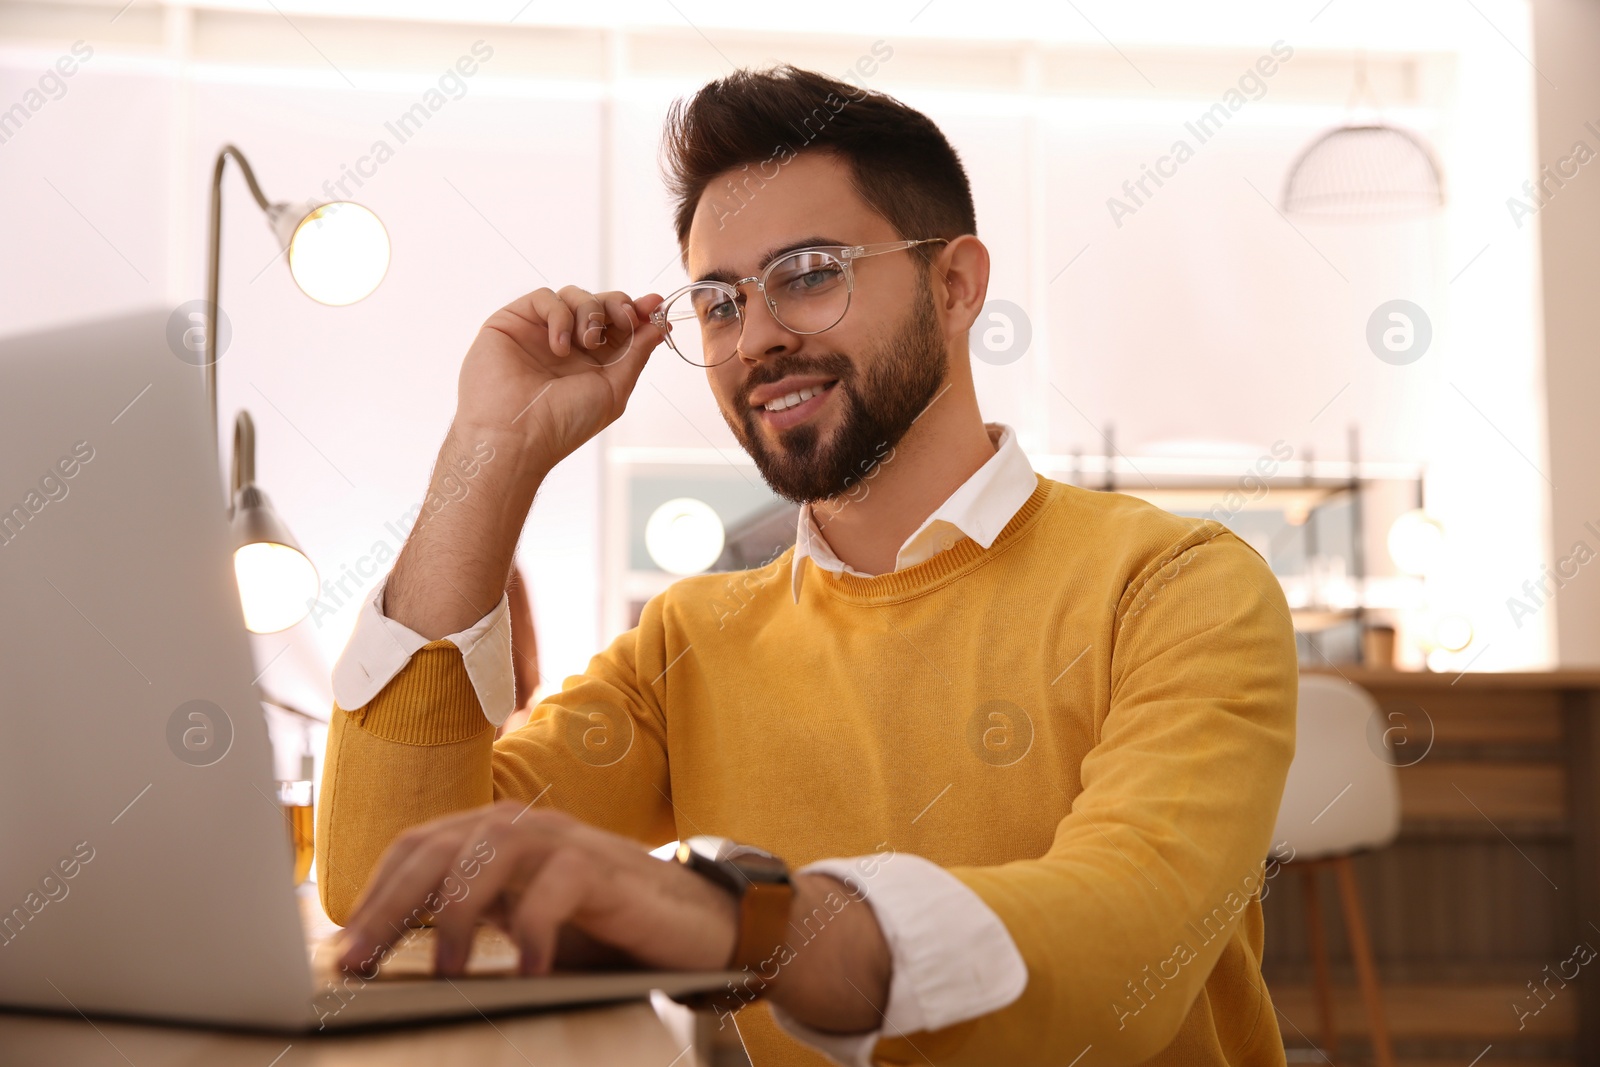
340, 639, 491, 745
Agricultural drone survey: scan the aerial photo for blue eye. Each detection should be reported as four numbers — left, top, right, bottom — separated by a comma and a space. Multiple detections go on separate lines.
775, 261, 844, 297
686, 286, 740, 328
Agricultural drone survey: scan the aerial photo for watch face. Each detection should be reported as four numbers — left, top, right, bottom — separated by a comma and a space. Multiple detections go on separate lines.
681, 835, 739, 864
730, 848, 790, 885
678, 836, 789, 886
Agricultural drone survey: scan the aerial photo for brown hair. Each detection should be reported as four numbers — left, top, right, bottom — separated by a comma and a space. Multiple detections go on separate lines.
660, 63, 976, 249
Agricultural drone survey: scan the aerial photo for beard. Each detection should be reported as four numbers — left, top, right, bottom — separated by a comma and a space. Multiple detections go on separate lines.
721, 271, 948, 505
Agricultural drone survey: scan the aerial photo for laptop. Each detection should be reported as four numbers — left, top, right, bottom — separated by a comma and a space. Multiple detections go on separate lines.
0, 309, 734, 1031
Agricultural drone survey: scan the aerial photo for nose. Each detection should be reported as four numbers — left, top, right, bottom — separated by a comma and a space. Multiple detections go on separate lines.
734, 286, 802, 365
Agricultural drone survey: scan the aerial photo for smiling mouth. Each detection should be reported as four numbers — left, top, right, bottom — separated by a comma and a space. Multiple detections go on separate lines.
748, 378, 840, 433
758, 380, 838, 413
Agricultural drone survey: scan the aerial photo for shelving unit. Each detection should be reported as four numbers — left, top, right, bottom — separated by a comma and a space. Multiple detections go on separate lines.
1036, 427, 1426, 664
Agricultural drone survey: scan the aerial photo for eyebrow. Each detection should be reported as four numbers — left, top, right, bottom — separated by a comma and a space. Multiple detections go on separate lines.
694, 235, 846, 285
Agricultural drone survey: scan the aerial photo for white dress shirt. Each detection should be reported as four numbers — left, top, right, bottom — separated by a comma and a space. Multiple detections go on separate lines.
331, 422, 1034, 1066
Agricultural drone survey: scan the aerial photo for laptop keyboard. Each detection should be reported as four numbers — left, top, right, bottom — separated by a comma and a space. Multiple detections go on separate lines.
311, 923, 524, 980
302, 883, 524, 980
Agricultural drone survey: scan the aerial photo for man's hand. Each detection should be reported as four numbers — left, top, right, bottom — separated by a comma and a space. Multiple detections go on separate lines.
336, 803, 737, 977
383, 287, 666, 639
335, 802, 894, 1034
455, 287, 666, 468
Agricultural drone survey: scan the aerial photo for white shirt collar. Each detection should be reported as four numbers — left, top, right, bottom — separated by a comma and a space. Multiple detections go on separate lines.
790, 422, 1036, 602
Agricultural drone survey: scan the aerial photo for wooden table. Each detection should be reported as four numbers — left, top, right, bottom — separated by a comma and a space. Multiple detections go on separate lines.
1267, 668, 1600, 1066
0, 999, 696, 1066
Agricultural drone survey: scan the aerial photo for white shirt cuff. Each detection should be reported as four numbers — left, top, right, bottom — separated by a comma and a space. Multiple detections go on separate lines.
767, 852, 1028, 1066
329, 573, 516, 726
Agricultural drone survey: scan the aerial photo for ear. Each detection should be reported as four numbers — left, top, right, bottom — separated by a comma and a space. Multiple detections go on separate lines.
931, 235, 991, 338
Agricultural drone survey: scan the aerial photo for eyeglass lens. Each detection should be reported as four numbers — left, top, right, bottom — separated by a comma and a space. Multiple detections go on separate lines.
661, 249, 852, 367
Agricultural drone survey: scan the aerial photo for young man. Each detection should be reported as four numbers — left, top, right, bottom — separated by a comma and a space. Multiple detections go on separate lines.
319, 65, 1298, 1066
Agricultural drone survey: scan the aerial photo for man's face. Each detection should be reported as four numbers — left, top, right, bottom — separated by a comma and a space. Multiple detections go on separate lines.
683, 151, 950, 504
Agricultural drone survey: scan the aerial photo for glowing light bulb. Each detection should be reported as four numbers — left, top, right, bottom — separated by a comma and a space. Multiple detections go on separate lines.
645, 498, 725, 576
234, 542, 319, 633
287, 202, 390, 306
1387, 509, 1446, 577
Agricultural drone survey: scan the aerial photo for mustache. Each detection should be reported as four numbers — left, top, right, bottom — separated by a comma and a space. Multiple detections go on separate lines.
735, 353, 855, 408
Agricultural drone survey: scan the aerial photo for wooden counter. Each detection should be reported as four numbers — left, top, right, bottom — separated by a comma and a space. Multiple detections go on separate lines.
1265, 668, 1600, 1065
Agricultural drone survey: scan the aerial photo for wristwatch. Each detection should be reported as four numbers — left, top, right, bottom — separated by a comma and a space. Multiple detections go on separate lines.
675, 835, 795, 973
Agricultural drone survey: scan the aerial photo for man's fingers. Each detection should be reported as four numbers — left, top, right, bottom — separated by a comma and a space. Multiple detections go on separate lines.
590, 292, 665, 387
600, 294, 634, 345
567, 291, 650, 371
630, 293, 667, 354
591, 290, 649, 352
509, 847, 597, 976
508, 288, 569, 358
558, 286, 607, 352
429, 825, 523, 975
500, 287, 663, 373
339, 803, 581, 975
338, 832, 463, 970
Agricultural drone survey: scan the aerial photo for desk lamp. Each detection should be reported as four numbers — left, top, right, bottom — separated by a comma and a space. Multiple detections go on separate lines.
203, 144, 390, 633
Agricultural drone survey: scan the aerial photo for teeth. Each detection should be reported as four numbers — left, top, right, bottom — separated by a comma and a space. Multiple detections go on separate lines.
764, 382, 830, 412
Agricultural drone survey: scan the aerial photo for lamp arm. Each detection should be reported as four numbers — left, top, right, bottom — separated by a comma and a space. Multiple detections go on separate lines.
204, 145, 275, 451
231, 409, 256, 508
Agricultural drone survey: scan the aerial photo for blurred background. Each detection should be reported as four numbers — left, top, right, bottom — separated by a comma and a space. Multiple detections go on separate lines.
6, 0, 1592, 683
4, 0, 1599, 1060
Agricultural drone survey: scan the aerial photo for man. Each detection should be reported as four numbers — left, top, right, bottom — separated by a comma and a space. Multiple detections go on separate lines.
319, 64, 1298, 1066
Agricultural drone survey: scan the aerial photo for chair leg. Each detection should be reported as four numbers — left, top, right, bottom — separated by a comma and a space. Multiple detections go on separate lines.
1333, 855, 1396, 1067
1300, 864, 1339, 1064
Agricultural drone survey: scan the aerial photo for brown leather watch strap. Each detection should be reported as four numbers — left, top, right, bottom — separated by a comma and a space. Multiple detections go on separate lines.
731, 881, 794, 971
670, 837, 795, 1012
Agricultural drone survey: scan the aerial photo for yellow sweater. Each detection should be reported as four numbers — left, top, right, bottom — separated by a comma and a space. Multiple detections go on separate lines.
317, 475, 1298, 1066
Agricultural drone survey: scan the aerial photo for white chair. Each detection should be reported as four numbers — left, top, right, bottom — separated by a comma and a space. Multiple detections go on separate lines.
1270, 674, 1402, 1067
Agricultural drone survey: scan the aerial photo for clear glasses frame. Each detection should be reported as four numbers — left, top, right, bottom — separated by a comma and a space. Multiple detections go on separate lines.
650, 238, 949, 367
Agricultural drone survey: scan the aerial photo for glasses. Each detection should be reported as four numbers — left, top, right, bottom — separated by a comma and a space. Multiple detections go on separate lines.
650, 238, 948, 368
